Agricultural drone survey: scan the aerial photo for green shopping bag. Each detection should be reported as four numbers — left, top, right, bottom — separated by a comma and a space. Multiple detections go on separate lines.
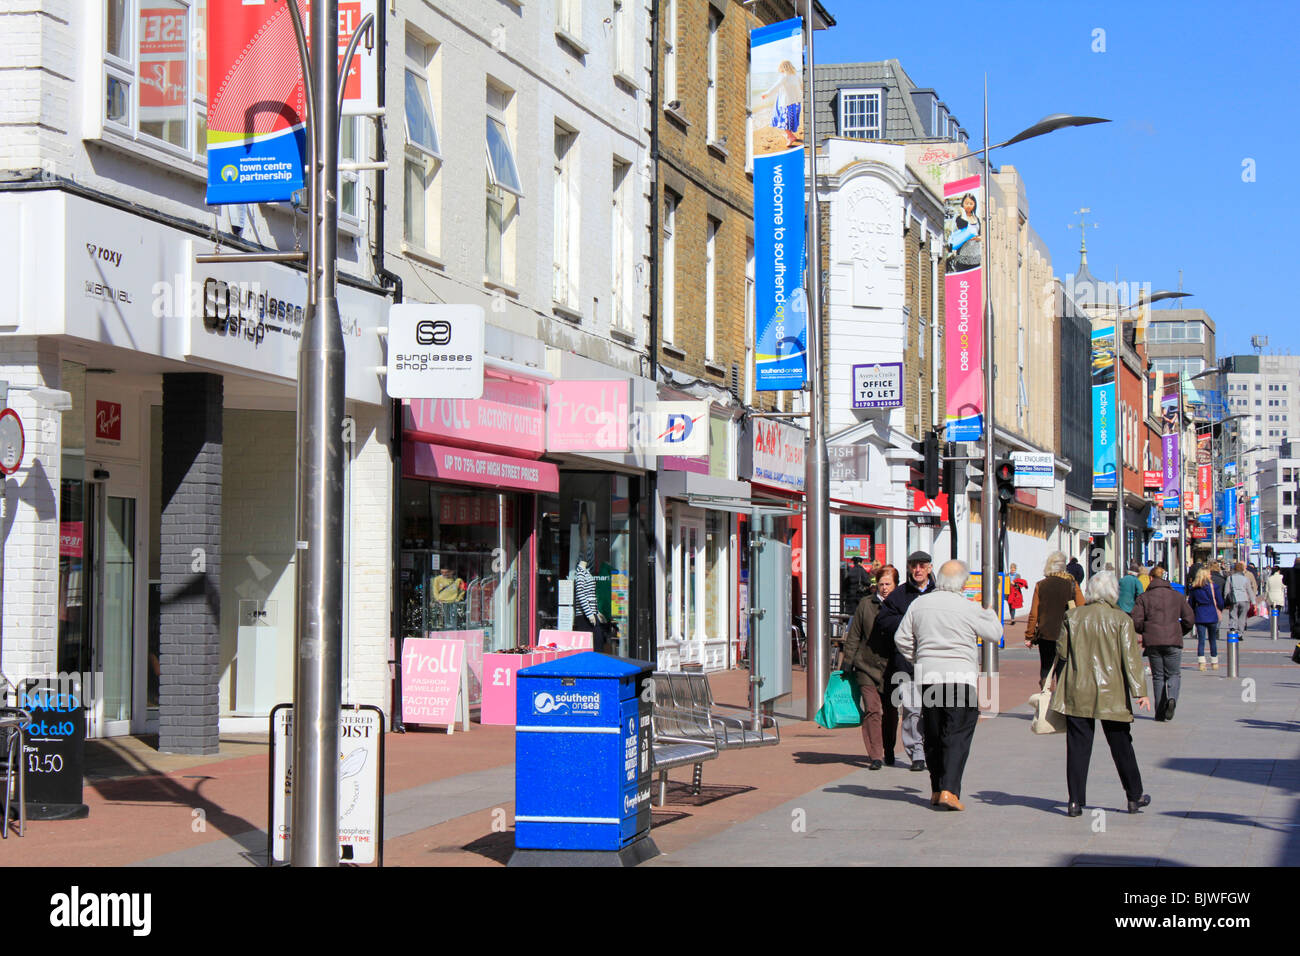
814, 670, 864, 728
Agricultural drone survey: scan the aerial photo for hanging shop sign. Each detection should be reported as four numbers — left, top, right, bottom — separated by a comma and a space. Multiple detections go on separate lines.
1011, 451, 1053, 489
634, 401, 710, 457
828, 443, 868, 481
0, 408, 24, 475
851, 363, 903, 409
942, 173, 985, 442
751, 417, 806, 493
1091, 324, 1118, 491
750, 17, 808, 391
546, 380, 631, 453
405, 375, 546, 457
1143, 470, 1163, 490
386, 304, 485, 401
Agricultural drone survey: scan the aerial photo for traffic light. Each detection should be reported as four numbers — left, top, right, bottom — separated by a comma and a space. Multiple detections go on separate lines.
995, 457, 1017, 505
910, 432, 940, 500
941, 441, 959, 496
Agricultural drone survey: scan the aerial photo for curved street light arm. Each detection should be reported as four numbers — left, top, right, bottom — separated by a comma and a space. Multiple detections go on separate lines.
337, 14, 376, 131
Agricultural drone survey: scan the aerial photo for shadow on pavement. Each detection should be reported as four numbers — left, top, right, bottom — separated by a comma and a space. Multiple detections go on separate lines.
91, 774, 263, 847
790, 750, 873, 767
1160, 757, 1299, 791
1065, 853, 1188, 867
968, 789, 1062, 813
1164, 809, 1297, 834
1235, 718, 1300, 732
658, 783, 755, 807
456, 830, 513, 865
822, 783, 927, 807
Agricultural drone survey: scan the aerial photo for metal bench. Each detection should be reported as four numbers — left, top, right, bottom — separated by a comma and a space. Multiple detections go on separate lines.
680, 672, 779, 749
649, 673, 718, 806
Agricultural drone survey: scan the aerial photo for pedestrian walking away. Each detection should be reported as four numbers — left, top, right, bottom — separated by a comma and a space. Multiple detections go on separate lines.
873, 551, 934, 771
1066, 554, 1086, 585
1024, 551, 1085, 683
1266, 566, 1285, 619
1131, 565, 1194, 721
842, 556, 872, 612
1187, 566, 1225, 671
1006, 564, 1027, 623
894, 560, 1003, 811
1117, 560, 1145, 615
841, 565, 898, 768
1223, 561, 1258, 639
1050, 570, 1152, 817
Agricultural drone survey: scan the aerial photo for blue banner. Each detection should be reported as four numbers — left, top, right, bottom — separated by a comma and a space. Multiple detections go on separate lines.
751, 18, 807, 391
1091, 325, 1117, 491
1223, 486, 1238, 536
1250, 495, 1261, 545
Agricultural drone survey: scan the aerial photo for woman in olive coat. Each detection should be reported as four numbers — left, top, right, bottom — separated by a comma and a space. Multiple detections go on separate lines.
841, 566, 898, 769
1050, 571, 1152, 817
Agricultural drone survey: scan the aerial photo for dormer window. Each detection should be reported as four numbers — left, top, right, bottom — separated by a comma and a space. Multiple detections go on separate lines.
839, 88, 883, 139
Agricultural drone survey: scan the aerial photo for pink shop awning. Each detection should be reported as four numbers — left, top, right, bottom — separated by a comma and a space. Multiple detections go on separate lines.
403, 441, 559, 494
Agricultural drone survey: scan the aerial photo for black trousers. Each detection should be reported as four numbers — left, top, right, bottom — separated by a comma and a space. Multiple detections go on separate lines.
919, 683, 980, 797
1065, 715, 1143, 806
1037, 640, 1057, 683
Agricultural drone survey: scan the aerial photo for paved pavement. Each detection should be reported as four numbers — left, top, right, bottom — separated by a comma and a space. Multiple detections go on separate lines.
4, 614, 1297, 867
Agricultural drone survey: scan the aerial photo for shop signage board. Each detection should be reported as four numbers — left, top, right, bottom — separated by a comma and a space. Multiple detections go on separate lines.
538, 630, 596, 651
943, 173, 985, 442
405, 375, 546, 456
399, 637, 470, 732
403, 442, 559, 494
546, 380, 631, 453
750, 18, 808, 391
851, 363, 903, 409
1010, 451, 1053, 489
1089, 511, 1110, 535
1143, 470, 1163, 489
386, 304, 485, 400
18, 678, 89, 818
751, 417, 806, 492
635, 401, 710, 457
0, 407, 23, 474
828, 443, 868, 481
270, 704, 385, 865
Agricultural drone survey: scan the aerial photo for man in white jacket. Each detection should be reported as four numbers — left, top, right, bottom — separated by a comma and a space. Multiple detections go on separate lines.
894, 560, 1003, 811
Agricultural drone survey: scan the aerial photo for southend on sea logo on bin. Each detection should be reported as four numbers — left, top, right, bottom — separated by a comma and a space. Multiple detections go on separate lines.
532, 689, 602, 716
532, 692, 567, 715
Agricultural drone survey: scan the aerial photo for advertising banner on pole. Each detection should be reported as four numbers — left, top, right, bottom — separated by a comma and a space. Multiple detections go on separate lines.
1223, 486, 1238, 536
1250, 495, 1260, 546
1197, 463, 1211, 513
1091, 325, 1118, 491
750, 18, 807, 391
942, 173, 984, 442
206, 0, 308, 204
1162, 431, 1180, 509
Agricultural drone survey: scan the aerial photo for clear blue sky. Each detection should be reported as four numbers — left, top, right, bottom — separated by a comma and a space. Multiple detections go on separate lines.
816, 0, 1296, 359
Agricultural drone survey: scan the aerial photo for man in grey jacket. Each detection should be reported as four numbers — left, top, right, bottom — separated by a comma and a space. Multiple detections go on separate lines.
895, 560, 1003, 811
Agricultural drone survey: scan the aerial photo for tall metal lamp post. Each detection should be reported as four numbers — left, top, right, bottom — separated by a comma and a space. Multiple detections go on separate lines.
946, 99, 1108, 677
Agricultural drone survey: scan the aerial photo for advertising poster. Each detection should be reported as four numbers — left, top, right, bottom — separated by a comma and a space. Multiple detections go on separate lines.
750, 18, 808, 391
1197, 463, 1211, 514
399, 637, 466, 728
943, 174, 984, 441
851, 363, 903, 409
1161, 431, 1180, 510
1250, 495, 1261, 545
1223, 486, 1238, 537
1091, 325, 1117, 491
206, 0, 307, 203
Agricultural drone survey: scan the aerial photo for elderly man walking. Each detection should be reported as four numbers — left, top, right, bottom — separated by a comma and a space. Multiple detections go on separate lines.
894, 560, 1003, 811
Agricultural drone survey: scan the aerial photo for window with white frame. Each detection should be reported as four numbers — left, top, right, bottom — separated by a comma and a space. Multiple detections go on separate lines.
553, 124, 580, 309
662, 190, 678, 345
839, 88, 882, 139
611, 159, 634, 333
664, 0, 678, 105
404, 33, 442, 251
612, 0, 633, 78
486, 82, 522, 285
705, 217, 719, 362
104, 0, 207, 159
557, 0, 581, 36
340, 115, 360, 223
706, 11, 720, 142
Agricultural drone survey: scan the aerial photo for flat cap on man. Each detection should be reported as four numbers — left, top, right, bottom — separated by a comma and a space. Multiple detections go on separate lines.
907, 551, 932, 566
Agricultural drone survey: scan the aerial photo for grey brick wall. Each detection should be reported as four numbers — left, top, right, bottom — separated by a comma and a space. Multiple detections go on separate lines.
158, 373, 223, 755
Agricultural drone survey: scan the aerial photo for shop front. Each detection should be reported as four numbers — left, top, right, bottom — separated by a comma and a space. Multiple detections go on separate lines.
0, 187, 392, 748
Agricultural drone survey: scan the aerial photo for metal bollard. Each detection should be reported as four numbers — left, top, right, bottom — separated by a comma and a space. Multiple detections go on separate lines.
1271, 606, 1279, 641
1226, 632, 1241, 678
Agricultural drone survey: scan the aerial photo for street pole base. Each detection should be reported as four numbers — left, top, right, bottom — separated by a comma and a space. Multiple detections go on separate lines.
508, 836, 660, 868
23, 802, 90, 821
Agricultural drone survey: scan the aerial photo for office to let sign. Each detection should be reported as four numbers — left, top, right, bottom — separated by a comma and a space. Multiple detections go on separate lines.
851, 362, 903, 409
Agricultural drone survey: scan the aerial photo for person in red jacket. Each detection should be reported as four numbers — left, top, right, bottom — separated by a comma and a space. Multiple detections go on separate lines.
1006, 564, 1028, 623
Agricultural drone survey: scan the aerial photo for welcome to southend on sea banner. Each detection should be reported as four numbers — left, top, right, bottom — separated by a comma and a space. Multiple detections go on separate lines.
750, 18, 808, 391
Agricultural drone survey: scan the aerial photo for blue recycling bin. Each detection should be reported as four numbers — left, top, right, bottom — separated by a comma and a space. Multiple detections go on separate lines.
512, 652, 656, 863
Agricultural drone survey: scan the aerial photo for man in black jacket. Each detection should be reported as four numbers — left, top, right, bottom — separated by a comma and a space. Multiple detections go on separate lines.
1066, 555, 1086, 585
874, 551, 934, 770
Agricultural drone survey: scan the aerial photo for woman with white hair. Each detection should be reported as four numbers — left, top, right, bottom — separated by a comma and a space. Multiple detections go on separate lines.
1024, 552, 1085, 682
1050, 570, 1153, 817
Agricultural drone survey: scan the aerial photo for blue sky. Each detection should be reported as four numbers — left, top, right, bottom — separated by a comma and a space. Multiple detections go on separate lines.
816, 0, 1296, 359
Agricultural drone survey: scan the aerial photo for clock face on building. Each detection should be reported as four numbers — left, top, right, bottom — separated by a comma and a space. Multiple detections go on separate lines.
0, 408, 24, 475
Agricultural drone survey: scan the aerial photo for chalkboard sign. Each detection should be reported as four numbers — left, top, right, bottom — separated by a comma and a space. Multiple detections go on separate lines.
19, 678, 89, 820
